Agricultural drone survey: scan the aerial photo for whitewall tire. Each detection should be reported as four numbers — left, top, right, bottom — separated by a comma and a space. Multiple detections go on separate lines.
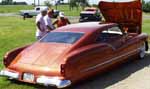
139, 43, 146, 59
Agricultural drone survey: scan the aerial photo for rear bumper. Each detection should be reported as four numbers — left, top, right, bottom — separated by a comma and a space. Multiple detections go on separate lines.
37, 76, 71, 88
0, 69, 19, 79
0, 69, 71, 88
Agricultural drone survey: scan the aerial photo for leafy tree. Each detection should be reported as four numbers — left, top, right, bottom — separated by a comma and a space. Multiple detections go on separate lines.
143, 0, 150, 12
69, 0, 89, 10
69, 0, 79, 10
79, 0, 89, 10
44, 0, 52, 8
142, 0, 145, 5
54, 0, 63, 10
2, 0, 13, 5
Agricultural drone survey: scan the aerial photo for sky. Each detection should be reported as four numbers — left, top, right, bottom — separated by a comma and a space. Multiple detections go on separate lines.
0, 0, 150, 5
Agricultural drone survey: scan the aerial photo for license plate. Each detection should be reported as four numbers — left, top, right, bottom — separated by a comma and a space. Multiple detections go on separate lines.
23, 73, 34, 82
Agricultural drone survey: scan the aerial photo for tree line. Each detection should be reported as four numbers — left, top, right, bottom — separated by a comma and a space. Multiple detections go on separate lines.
0, 0, 27, 5
142, 0, 150, 12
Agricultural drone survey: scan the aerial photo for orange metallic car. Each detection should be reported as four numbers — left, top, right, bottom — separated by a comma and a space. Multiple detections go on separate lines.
0, 0, 149, 88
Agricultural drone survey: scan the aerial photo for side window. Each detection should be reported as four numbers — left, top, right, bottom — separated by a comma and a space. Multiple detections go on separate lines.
103, 27, 123, 35
96, 26, 123, 42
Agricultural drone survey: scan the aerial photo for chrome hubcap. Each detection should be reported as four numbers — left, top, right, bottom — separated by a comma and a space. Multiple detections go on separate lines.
140, 43, 146, 59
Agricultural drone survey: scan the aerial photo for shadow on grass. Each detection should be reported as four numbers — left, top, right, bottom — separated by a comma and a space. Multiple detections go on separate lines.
6, 52, 150, 89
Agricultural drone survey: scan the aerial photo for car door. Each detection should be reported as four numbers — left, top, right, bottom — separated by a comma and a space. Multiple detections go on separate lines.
65, 43, 114, 82
101, 26, 138, 66
64, 27, 118, 81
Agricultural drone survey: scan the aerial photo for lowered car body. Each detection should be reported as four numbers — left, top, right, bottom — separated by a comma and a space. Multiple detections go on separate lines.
0, 0, 149, 88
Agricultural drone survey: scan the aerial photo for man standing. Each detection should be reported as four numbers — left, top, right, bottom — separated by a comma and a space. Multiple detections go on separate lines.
44, 9, 55, 32
53, 12, 71, 28
36, 8, 48, 40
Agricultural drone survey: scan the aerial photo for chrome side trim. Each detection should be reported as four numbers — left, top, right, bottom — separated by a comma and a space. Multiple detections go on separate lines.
82, 48, 139, 72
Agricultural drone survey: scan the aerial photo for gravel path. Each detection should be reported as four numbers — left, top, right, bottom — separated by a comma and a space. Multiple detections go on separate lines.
0, 13, 18, 16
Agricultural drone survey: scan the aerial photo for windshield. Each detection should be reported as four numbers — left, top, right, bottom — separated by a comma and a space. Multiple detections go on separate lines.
40, 32, 84, 44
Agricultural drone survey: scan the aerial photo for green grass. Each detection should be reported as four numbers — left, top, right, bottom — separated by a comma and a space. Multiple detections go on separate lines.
0, 16, 41, 89
0, 5, 33, 13
143, 18, 150, 34
0, 16, 149, 89
0, 5, 82, 16
52, 5, 82, 16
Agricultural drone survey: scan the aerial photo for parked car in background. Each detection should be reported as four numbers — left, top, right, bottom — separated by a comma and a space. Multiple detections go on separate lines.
20, 6, 60, 19
0, 0, 148, 88
79, 7, 102, 22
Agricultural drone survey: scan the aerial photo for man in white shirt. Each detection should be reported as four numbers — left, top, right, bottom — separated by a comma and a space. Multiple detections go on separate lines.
36, 8, 48, 40
44, 9, 55, 32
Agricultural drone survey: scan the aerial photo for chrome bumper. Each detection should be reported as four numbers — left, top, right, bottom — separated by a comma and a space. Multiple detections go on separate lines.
0, 69, 71, 88
37, 76, 71, 88
0, 70, 19, 79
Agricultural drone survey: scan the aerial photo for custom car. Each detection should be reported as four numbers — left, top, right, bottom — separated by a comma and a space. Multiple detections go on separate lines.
0, 0, 149, 88
79, 7, 102, 22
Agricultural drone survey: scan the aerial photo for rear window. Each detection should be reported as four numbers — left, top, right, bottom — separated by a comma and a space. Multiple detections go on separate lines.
40, 32, 84, 44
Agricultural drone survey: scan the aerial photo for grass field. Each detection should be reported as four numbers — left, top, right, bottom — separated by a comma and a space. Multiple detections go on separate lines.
0, 5, 33, 13
143, 19, 150, 34
0, 5, 82, 16
0, 16, 149, 89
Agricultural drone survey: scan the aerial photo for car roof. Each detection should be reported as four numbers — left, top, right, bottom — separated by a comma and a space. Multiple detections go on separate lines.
53, 22, 118, 33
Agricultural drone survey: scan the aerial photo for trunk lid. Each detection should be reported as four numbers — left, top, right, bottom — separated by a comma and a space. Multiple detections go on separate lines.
9, 42, 71, 73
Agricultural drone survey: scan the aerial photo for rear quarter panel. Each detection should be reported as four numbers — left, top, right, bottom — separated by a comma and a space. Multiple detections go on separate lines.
64, 43, 114, 82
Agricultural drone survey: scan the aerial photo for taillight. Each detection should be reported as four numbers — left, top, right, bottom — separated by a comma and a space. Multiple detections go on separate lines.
3, 53, 8, 67
61, 64, 65, 76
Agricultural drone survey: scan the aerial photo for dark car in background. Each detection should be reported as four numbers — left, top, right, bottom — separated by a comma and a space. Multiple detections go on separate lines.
79, 7, 102, 22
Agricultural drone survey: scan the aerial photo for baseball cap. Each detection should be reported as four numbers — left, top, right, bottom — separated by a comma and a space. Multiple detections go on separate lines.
59, 12, 65, 17
41, 7, 49, 12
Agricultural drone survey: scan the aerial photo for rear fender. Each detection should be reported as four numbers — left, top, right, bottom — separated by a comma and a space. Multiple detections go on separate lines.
4, 45, 30, 67
137, 33, 149, 51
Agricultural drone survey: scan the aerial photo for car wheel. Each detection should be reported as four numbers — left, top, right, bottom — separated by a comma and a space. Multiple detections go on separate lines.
139, 42, 146, 59
24, 13, 29, 18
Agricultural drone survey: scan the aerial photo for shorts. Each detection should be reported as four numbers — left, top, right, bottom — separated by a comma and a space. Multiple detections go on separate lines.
36, 36, 42, 40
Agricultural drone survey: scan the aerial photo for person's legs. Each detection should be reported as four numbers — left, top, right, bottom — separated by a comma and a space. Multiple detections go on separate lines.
36, 36, 42, 40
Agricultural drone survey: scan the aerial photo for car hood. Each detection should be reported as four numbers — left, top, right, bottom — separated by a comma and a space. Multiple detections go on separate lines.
8, 42, 71, 72
99, 0, 142, 34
